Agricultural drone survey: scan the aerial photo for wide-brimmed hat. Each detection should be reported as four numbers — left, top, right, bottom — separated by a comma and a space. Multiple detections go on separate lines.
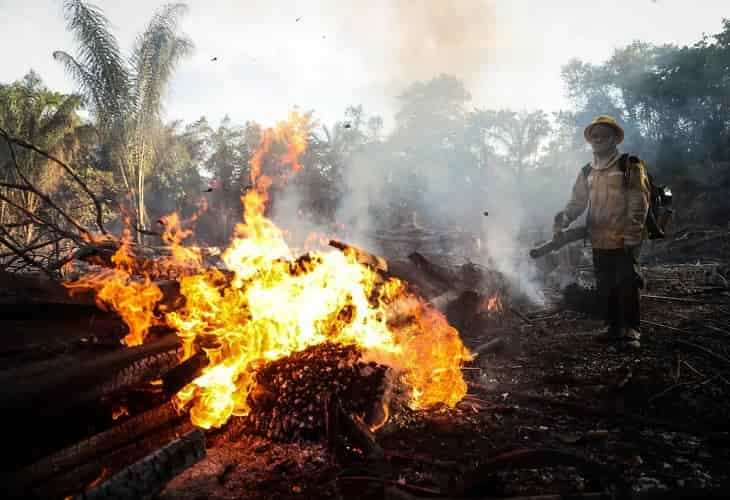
584, 115, 624, 144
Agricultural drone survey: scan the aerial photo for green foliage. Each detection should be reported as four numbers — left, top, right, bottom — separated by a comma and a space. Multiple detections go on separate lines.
0, 71, 89, 242
146, 119, 206, 217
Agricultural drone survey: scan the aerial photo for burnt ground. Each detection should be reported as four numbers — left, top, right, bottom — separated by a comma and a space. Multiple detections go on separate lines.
2, 228, 729, 500
160, 237, 730, 499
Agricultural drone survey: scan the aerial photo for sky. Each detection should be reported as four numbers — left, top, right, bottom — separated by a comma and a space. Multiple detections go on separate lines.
1, 0, 728, 129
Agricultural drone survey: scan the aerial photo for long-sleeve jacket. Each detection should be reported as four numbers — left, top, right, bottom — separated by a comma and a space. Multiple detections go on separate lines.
562, 155, 650, 249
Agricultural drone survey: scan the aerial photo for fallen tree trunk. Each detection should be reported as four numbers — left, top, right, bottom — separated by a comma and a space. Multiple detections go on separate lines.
13, 402, 181, 488
75, 428, 205, 500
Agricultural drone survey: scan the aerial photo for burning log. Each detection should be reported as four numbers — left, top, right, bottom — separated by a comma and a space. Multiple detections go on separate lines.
0, 334, 183, 416
329, 239, 388, 272
70, 240, 223, 276
12, 402, 182, 490
162, 350, 209, 399
75, 429, 205, 500
243, 343, 390, 442
0, 270, 182, 323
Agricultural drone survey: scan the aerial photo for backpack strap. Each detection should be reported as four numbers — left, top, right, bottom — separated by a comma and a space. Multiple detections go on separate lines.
580, 162, 592, 244
618, 153, 642, 187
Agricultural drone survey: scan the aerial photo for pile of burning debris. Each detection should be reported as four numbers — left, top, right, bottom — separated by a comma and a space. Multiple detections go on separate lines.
0, 236, 512, 499
1, 114, 519, 500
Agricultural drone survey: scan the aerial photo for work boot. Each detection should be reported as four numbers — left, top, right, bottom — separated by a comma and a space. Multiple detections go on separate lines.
623, 328, 641, 349
595, 325, 622, 343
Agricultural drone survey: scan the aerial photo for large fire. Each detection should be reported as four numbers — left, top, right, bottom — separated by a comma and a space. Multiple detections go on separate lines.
65, 111, 471, 430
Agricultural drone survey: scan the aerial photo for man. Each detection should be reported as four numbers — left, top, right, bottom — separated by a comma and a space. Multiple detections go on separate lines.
555, 116, 650, 349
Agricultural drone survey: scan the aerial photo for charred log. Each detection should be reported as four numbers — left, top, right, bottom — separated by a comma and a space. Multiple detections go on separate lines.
75, 428, 205, 500
23, 422, 195, 500
329, 239, 388, 272
429, 290, 460, 313
162, 351, 209, 399
445, 290, 482, 332
12, 402, 182, 489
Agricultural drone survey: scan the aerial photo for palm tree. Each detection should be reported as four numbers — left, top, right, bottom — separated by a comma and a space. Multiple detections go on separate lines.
54, 0, 193, 237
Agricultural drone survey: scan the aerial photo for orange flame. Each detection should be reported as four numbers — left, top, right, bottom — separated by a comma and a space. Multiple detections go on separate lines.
65, 224, 163, 346
481, 293, 503, 314
369, 402, 390, 433
111, 405, 129, 420
86, 468, 109, 489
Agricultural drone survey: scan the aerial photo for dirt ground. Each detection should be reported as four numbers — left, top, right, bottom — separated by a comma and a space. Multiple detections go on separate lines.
160, 244, 730, 499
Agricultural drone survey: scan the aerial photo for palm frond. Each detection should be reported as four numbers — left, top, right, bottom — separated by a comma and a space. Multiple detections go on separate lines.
38, 94, 84, 147
59, 0, 129, 120
130, 3, 193, 127
52, 51, 107, 119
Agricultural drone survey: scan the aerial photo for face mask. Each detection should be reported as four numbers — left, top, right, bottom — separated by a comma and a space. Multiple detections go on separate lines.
589, 125, 617, 155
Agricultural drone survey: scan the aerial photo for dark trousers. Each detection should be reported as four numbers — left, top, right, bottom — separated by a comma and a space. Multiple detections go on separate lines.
592, 247, 642, 332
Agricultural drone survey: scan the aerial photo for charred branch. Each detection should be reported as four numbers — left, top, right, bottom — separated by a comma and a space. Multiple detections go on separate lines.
0, 126, 107, 236
24, 422, 195, 500
75, 429, 205, 500
13, 402, 182, 489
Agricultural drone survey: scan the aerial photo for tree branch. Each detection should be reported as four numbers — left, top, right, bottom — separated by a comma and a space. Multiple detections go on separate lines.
0, 126, 108, 235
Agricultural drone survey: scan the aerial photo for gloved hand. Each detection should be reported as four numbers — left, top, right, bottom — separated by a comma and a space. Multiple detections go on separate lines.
552, 211, 566, 237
